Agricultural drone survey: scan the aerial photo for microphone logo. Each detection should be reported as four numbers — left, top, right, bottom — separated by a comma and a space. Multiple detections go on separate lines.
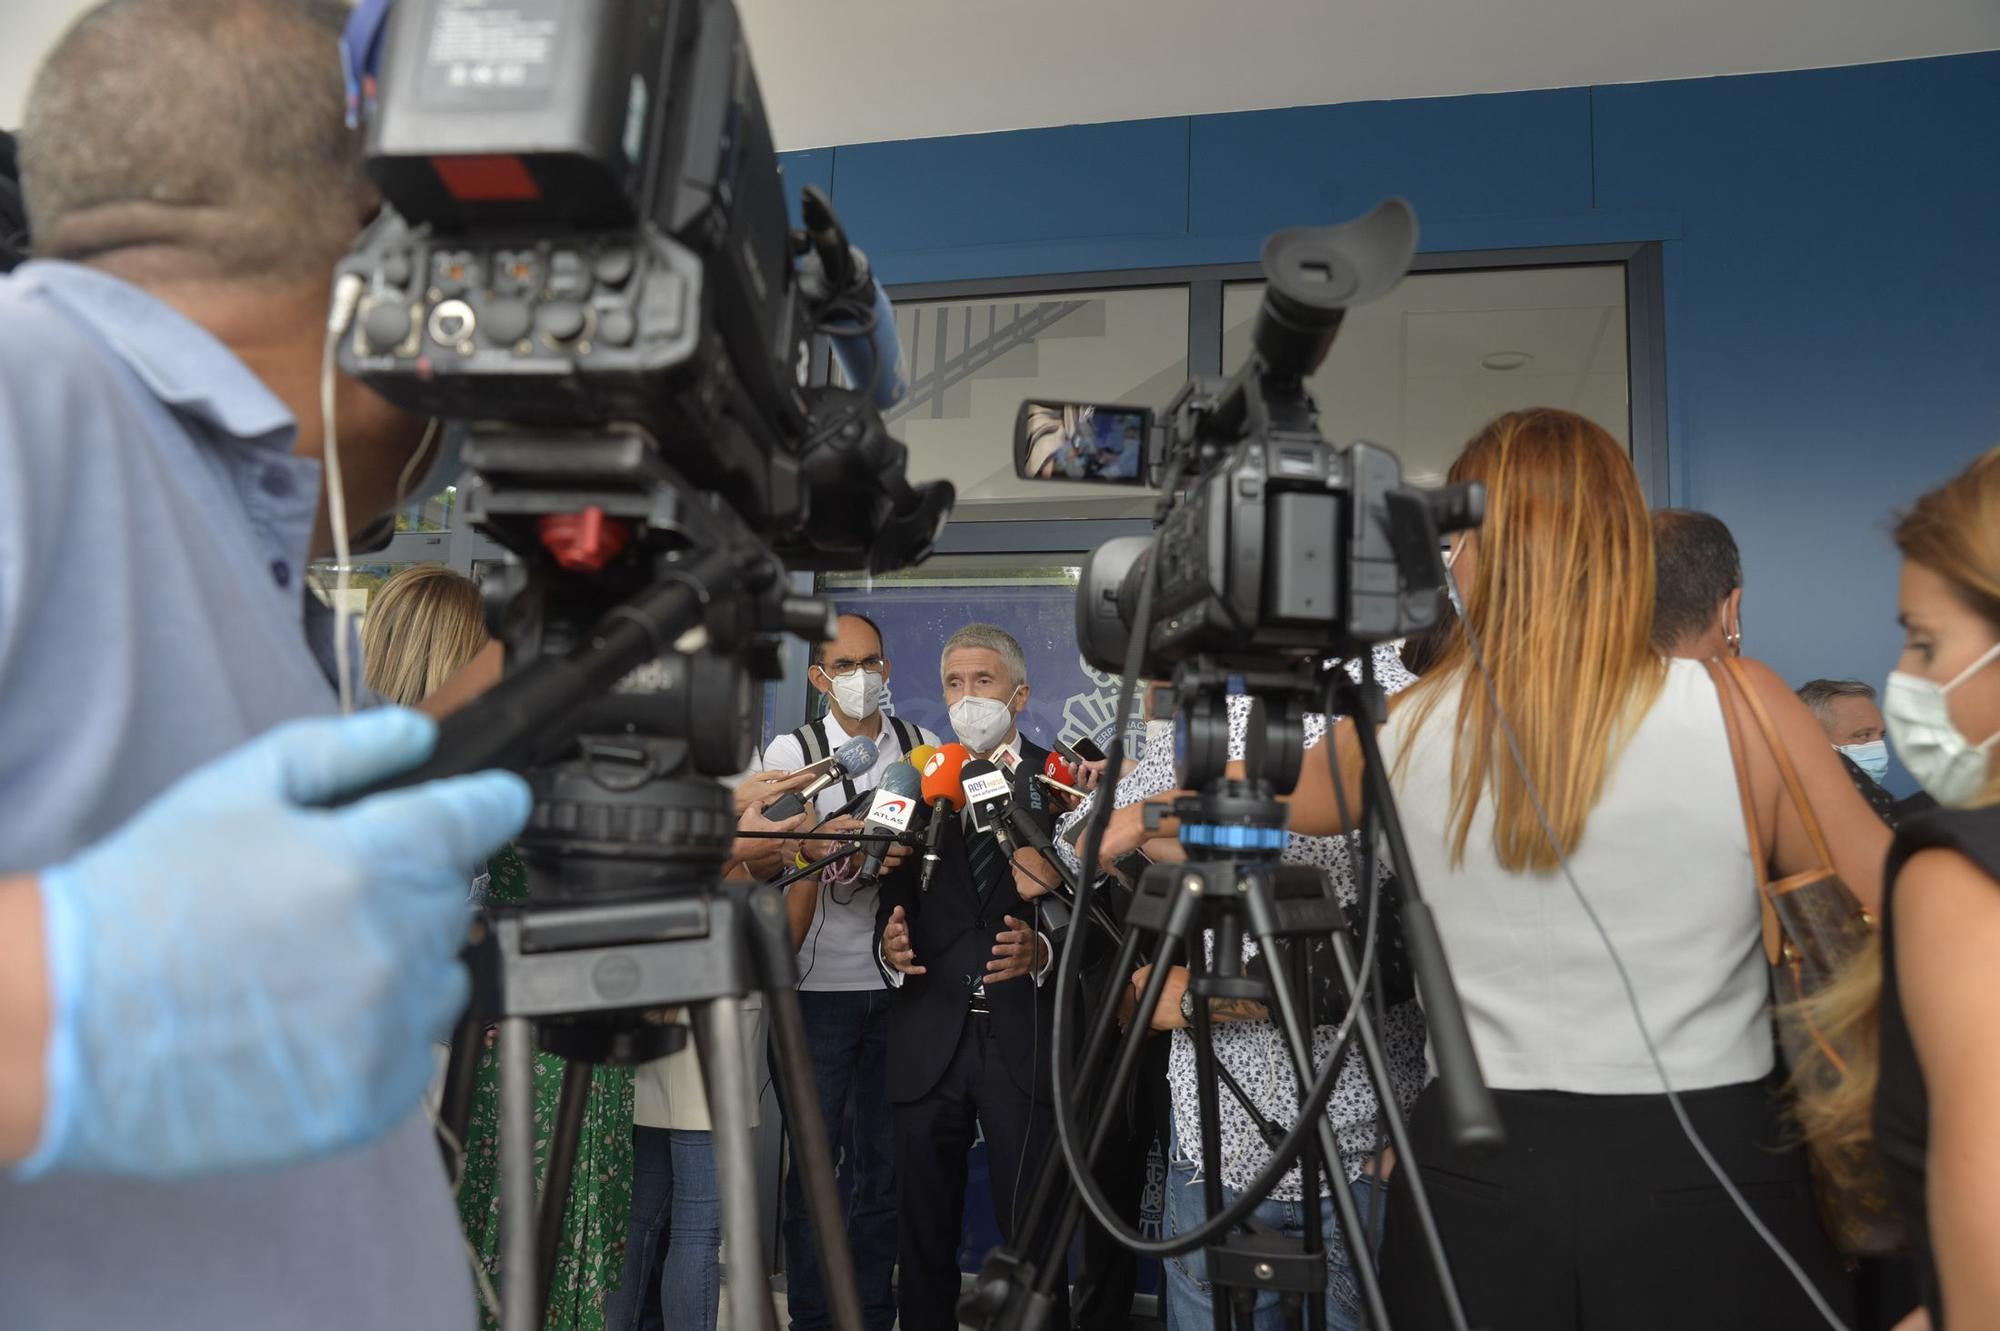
870, 794, 917, 832
961, 769, 1011, 806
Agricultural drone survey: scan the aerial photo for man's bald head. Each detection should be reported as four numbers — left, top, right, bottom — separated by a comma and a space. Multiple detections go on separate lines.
19, 0, 372, 283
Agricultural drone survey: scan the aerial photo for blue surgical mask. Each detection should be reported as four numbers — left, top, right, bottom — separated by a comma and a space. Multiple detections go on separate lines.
1884, 641, 2000, 807
1836, 739, 1890, 784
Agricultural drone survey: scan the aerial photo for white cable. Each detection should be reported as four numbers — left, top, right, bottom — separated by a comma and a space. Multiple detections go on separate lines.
428, 1098, 505, 1323
321, 274, 365, 714
396, 417, 442, 512
1441, 568, 1854, 1331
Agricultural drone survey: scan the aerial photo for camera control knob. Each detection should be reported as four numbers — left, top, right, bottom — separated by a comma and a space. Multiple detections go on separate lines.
360, 300, 411, 353
596, 308, 636, 347
482, 299, 532, 347
536, 301, 587, 344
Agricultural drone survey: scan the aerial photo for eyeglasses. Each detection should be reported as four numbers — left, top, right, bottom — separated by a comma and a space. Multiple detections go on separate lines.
819, 657, 886, 677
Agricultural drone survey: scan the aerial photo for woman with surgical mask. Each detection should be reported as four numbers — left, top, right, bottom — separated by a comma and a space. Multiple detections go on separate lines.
1793, 447, 2000, 1331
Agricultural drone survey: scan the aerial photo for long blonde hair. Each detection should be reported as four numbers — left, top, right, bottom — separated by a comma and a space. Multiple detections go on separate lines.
1793, 446, 2000, 1178
361, 564, 489, 706
1398, 408, 1666, 871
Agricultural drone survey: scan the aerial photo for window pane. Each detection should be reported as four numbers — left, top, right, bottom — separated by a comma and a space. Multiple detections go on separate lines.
880, 287, 1188, 519
1222, 265, 1629, 485
395, 484, 458, 534
819, 555, 1143, 752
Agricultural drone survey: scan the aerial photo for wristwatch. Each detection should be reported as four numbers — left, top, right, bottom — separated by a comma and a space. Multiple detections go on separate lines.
1179, 986, 1196, 1027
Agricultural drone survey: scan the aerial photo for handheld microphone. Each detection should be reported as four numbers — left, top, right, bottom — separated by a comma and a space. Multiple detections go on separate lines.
827, 279, 907, 412
798, 187, 909, 412
764, 736, 877, 822
960, 758, 1016, 852
906, 742, 939, 773
855, 761, 924, 886
1039, 751, 1086, 800
918, 743, 969, 892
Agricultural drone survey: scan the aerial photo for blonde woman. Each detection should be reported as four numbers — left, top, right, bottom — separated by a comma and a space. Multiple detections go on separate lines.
363, 563, 636, 1331
1797, 448, 2000, 1331
361, 563, 492, 709
1099, 410, 1885, 1330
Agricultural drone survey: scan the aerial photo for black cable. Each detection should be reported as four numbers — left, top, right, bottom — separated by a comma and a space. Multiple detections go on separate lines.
1043, 455, 1384, 1258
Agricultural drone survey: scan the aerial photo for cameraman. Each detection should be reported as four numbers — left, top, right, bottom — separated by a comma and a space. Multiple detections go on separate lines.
0, 1, 520, 1324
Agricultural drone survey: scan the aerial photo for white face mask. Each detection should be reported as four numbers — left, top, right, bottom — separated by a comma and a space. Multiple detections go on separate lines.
1884, 641, 2000, 807
819, 666, 884, 720
1836, 739, 1890, 784
950, 686, 1020, 754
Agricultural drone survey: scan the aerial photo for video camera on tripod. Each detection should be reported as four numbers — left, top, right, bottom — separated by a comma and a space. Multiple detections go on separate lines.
329, 2, 948, 1328
964, 200, 1501, 1331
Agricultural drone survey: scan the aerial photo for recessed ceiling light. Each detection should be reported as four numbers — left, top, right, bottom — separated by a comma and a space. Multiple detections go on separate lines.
1481, 351, 1533, 372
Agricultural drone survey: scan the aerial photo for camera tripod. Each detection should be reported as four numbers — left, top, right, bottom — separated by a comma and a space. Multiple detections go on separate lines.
346, 434, 881, 1331
960, 658, 1503, 1331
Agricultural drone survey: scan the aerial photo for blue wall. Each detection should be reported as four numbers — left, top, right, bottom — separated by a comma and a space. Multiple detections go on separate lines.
782, 52, 1999, 778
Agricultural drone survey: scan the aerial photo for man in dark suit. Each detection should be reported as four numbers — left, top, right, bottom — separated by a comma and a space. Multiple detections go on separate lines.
877, 624, 1069, 1329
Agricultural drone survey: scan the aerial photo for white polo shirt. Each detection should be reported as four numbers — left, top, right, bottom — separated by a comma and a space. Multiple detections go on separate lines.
758, 708, 939, 990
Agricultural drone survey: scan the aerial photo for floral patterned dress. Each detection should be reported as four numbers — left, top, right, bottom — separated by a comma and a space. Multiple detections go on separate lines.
457, 847, 636, 1330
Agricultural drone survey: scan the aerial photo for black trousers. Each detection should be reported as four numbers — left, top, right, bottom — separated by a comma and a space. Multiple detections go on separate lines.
1380, 1079, 1857, 1331
1073, 1031, 1172, 1330
893, 1012, 1070, 1331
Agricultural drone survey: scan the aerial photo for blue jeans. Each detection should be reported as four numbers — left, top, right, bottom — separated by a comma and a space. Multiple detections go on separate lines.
604, 1127, 722, 1331
1162, 1137, 1388, 1331
783, 989, 898, 1331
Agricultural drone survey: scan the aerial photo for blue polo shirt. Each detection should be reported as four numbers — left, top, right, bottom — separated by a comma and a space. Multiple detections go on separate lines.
0, 262, 472, 1326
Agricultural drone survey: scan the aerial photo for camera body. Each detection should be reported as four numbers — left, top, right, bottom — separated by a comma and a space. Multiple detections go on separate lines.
1041, 200, 1484, 677
337, 0, 948, 575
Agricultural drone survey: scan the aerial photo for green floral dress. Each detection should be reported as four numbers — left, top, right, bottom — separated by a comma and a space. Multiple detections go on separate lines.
457, 847, 636, 1331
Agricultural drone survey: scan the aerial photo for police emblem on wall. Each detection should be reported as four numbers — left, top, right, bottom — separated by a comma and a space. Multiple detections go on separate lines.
1058, 658, 1144, 752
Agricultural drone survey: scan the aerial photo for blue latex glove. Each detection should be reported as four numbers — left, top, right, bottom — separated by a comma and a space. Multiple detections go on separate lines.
20, 708, 530, 1179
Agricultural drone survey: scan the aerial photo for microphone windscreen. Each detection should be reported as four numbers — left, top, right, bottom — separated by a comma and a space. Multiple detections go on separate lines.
862, 761, 925, 834
906, 743, 938, 771
1043, 751, 1076, 786
834, 736, 878, 776
920, 743, 970, 809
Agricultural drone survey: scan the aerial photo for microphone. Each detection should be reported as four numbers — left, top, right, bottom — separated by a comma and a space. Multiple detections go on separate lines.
827, 279, 908, 413
960, 758, 1017, 853
764, 736, 877, 822
918, 743, 969, 892
798, 187, 909, 412
963, 759, 1087, 907
1039, 750, 1086, 800
855, 761, 924, 886
906, 742, 938, 773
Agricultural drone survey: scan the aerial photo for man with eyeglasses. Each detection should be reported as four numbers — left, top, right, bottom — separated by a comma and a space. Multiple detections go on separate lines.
759, 612, 938, 1331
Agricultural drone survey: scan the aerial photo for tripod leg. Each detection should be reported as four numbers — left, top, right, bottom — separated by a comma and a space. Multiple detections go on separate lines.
437, 1007, 483, 1172
745, 888, 867, 1331
1247, 919, 1392, 1331
1323, 929, 1475, 1331
499, 1017, 540, 1331
536, 1058, 594, 1320
692, 999, 781, 1331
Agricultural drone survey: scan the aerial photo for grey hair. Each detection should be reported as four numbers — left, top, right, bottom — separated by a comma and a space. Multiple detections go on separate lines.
940, 623, 1027, 689
1796, 678, 1878, 728
19, 0, 370, 280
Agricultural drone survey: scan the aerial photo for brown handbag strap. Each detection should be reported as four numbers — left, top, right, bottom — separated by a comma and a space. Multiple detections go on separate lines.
1717, 656, 1840, 875
1703, 659, 1784, 965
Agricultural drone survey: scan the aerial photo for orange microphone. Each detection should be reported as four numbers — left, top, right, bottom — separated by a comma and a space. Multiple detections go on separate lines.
918, 743, 970, 891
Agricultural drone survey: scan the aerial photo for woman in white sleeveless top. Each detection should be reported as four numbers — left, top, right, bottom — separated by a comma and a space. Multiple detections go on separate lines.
1112, 410, 1893, 1330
